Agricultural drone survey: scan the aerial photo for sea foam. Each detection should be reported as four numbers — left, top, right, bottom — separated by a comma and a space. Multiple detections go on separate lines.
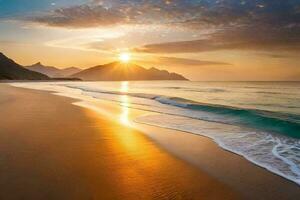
10, 81, 300, 186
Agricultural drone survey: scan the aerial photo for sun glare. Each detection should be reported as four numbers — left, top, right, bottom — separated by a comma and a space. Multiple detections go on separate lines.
119, 53, 131, 63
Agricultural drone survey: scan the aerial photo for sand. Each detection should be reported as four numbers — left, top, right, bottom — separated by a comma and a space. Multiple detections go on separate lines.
0, 84, 299, 199
0, 84, 238, 199
69, 89, 300, 200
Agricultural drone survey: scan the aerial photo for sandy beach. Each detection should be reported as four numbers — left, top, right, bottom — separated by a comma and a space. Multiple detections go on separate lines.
0, 84, 299, 199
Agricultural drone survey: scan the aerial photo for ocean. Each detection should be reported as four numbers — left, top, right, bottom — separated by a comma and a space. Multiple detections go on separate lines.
11, 81, 300, 185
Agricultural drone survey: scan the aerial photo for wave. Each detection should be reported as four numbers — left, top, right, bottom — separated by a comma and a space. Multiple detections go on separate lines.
237, 102, 300, 109
184, 88, 227, 93
156, 96, 300, 139
10, 82, 300, 186
135, 114, 300, 185
65, 84, 300, 139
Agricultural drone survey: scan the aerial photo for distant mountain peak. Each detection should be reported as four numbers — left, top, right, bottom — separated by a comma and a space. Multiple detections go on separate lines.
71, 61, 188, 81
65, 67, 78, 70
26, 62, 81, 78
0, 52, 49, 80
0, 52, 10, 60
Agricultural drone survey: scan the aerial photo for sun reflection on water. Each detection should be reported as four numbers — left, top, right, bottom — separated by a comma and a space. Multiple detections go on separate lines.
120, 81, 129, 93
119, 82, 131, 126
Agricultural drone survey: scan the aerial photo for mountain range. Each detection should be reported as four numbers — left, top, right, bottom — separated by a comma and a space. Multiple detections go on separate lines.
0, 52, 188, 81
0, 53, 49, 80
26, 62, 81, 78
72, 62, 188, 81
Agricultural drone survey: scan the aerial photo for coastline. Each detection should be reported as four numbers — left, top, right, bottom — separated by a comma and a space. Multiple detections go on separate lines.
1, 83, 300, 199
0, 84, 237, 199
70, 88, 300, 199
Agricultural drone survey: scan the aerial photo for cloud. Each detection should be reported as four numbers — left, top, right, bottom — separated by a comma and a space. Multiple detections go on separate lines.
0, 40, 29, 46
81, 39, 232, 66
134, 27, 300, 53
23, 0, 300, 52
134, 56, 231, 68
0, 40, 17, 45
27, 1, 300, 28
29, 4, 125, 28
134, 39, 222, 53
256, 53, 294, 59
28, 0, 192, 28
156, 56, 231, 66
134, 19, 300, 53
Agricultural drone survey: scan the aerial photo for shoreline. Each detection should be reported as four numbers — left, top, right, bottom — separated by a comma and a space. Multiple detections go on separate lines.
10, 82, 300, 187
135, 120, 300, 186
1, 83, 300, 199
0, 84, 238, 199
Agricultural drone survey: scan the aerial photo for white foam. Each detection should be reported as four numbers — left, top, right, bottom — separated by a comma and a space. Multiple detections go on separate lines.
135, 114, 300, 185
9, 82, 300, 186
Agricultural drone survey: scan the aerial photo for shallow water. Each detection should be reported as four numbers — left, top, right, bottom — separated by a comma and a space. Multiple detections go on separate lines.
10, 81, 300, 185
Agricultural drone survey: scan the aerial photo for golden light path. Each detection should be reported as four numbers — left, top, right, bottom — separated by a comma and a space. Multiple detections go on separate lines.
77, 85, 234, 200
119, 81, 131, 126
120, 81, 129, 93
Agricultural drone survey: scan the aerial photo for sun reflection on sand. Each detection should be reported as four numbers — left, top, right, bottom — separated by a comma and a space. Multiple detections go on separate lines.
80, 105, 235, 200
70, 87, 237, 199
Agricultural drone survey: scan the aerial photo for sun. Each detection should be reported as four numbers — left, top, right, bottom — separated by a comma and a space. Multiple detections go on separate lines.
119, 53, 131, 63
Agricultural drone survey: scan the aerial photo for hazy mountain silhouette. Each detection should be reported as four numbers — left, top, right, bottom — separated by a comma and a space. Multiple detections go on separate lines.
71, 62, 188, 81
0, 53, 187, 81
0, 53, 49, 80
27, 62, 81, 78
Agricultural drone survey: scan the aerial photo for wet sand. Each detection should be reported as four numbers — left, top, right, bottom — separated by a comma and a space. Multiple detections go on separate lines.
71, 90, 300, 200
1, 84, 300, 199
0, 84, 238, 199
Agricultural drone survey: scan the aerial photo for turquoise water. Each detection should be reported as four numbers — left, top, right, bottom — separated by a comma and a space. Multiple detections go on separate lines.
11, 81, 300, 185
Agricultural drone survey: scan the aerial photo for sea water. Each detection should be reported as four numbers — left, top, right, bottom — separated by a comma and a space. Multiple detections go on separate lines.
11, 81, 300, 185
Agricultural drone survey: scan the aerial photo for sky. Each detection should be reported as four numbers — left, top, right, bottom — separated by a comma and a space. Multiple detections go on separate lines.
0, 0, 299, 81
